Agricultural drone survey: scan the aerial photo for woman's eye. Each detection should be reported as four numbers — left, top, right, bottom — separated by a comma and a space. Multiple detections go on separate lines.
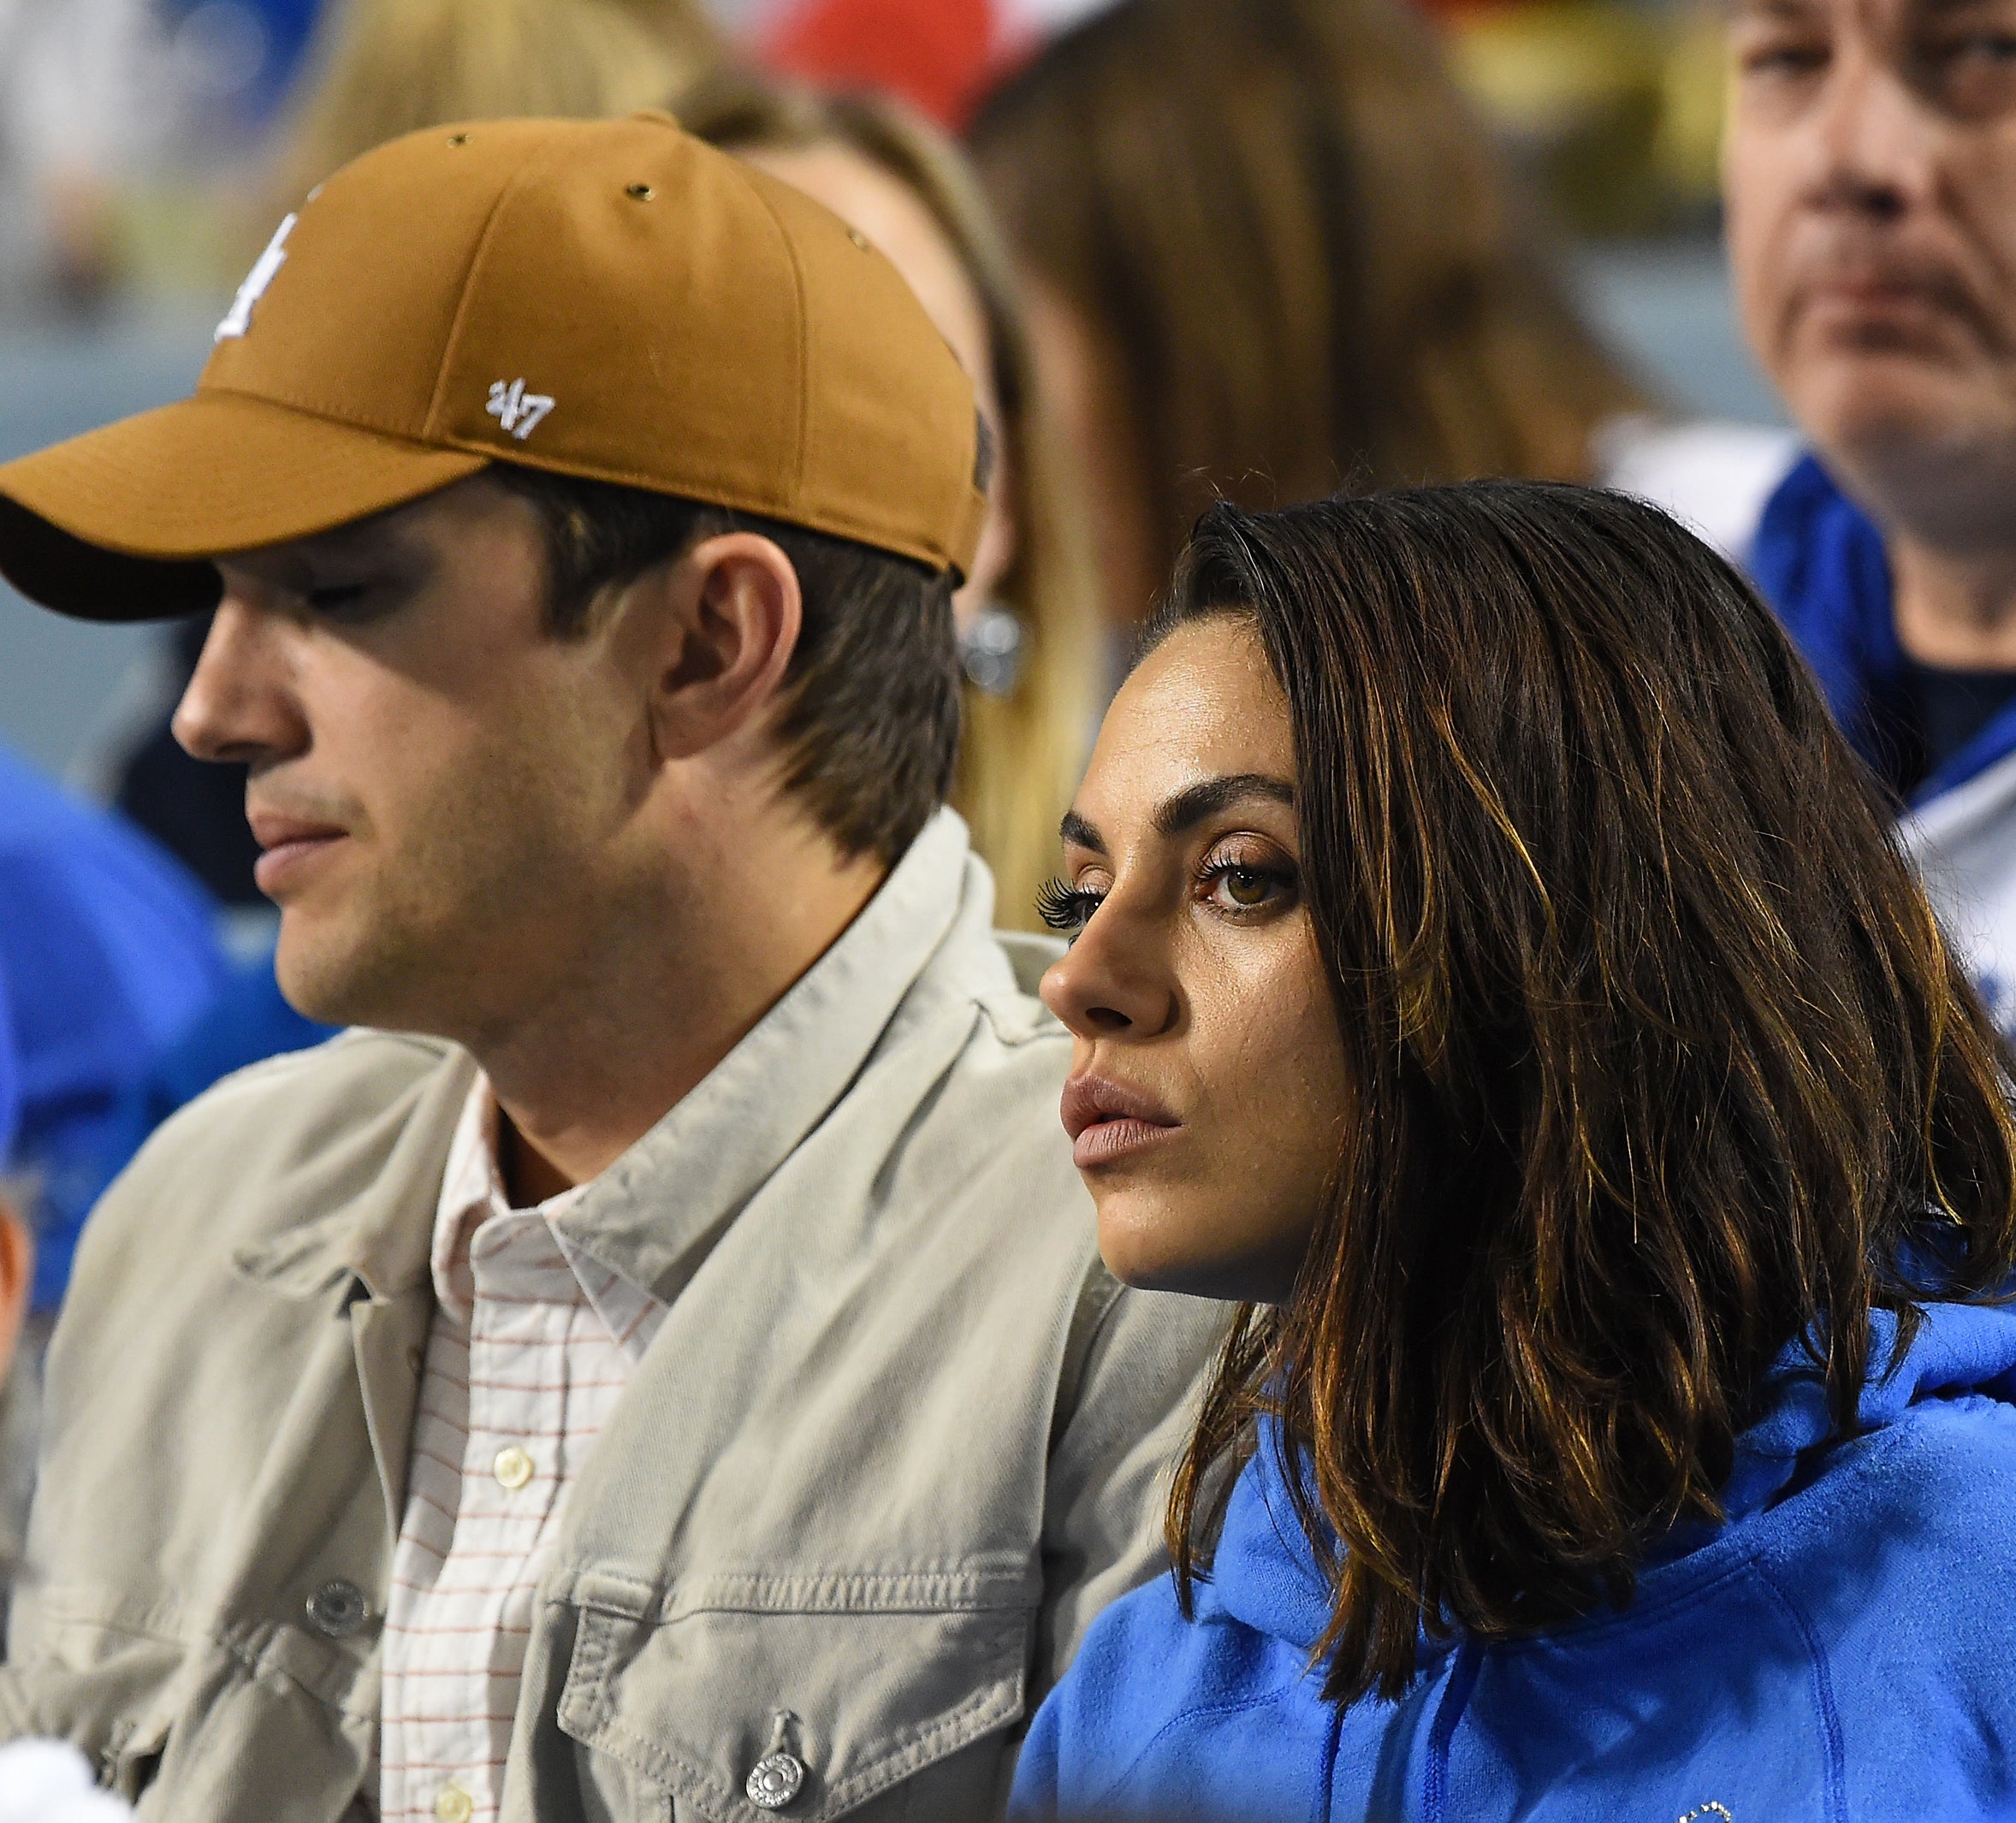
1203, 862, 1293, 914
1035, 878, 1105, 934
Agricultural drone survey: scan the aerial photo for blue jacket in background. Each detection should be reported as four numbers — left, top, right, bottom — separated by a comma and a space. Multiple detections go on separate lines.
73, 952, 335, 1222
1751, 457, 2016, 1036
0, 950, 18, 1169
1014, 1299, 2016, 1821
0, 743, 228, 1306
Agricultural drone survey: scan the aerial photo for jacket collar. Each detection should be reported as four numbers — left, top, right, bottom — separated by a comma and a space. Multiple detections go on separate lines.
230, 809, 993, 1311
228, 1035, 477, 1304
545, 807, 984, 1304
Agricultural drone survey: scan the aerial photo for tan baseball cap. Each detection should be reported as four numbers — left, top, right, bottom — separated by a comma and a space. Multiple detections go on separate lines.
0, 110, 988, 623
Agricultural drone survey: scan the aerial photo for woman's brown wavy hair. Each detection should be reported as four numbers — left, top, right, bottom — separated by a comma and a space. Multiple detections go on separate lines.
1163, 482, 2016, 1707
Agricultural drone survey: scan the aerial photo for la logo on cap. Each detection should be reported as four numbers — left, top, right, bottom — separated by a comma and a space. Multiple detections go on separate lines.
216, 214, 296, 344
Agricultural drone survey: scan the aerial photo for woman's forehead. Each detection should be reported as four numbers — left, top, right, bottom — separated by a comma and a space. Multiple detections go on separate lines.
1081, 618, 1294, 815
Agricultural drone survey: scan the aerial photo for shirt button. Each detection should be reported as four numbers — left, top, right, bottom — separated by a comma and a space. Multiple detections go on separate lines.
304, 1578, 369, 1639
493, 1444, 535, 1490
433, 1785, 474, 1823
746, 1751, 805, 1810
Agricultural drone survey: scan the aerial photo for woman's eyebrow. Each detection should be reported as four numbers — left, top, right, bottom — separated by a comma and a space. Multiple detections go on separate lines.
1058, 774, 1295, 854
1059, 810, 1106, 855
1152, 773, 1296, 838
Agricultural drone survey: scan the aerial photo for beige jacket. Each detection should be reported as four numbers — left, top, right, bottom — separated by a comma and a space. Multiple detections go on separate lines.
0, 813, 1224, 1822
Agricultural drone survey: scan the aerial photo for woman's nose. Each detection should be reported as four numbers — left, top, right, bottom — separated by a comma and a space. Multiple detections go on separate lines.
1040, 902, 1179, 1040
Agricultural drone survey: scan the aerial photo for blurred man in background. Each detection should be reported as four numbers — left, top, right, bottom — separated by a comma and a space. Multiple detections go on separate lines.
1725, 0, 2016, 1031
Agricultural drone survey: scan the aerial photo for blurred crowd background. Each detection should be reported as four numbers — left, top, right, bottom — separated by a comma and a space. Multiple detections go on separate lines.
0, 0, 1794, 1419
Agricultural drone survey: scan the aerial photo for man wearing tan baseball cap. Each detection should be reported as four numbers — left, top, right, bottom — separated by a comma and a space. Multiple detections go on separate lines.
0, 113, 1219, 1823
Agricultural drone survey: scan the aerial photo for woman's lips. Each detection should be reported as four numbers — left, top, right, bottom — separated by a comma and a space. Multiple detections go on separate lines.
1061, 1074, 1181, 1170
1071, 1116, 1180, 1169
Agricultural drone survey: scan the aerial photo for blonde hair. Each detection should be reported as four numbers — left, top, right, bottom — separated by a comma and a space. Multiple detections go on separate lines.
679, 71, 1103, 932
276, 0, 725, 198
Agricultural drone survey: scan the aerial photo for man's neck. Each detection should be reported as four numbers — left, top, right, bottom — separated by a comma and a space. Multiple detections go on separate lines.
1889, 536, 2016, 670
472, 827, 889, 1206
1835, 435, 2016, 669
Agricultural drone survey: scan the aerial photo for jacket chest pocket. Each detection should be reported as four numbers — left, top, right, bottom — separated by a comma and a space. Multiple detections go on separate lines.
554, 1571, 1034, 1823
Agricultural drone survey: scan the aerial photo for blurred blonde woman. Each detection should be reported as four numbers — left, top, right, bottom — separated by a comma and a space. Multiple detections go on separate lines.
680, 70, 1102, 932
275, 0, 723, 195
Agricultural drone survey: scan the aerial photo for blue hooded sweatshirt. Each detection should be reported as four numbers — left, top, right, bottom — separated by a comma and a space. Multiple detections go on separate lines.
1014, 1299, 2016, 1822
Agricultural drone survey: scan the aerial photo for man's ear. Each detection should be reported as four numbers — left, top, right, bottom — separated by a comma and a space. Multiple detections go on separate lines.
638, 532, 803, 761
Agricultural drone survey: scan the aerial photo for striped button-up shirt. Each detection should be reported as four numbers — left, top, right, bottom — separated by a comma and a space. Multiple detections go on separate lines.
377, 1083, 667, 1823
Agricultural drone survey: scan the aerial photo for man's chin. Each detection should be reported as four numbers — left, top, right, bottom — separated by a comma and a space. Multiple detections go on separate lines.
1791, 358, 2016, 510
273, 917, 411, 1033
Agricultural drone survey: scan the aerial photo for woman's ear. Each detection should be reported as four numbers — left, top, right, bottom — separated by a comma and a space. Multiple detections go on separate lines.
639, 533, 804, 761
0, 1198, 33, 1380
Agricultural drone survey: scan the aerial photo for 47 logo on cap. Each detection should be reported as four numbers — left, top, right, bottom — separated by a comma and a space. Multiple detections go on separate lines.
486, 379, 555, 441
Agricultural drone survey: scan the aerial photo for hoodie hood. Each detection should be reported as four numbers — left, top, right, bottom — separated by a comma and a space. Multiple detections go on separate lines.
1214, 1298, 2016, 1658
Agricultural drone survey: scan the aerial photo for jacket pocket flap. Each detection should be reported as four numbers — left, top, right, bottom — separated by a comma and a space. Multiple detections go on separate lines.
555, 1580, 1031, 1822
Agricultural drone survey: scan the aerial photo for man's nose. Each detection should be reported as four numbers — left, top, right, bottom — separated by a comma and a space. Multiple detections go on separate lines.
1040, 898, 1180, 1041
170, 597, 305, 766
1811, 43, 1939, 216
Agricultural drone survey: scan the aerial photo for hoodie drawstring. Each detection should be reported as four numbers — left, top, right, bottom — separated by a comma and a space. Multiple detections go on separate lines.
1422, 1640, 1482, 1823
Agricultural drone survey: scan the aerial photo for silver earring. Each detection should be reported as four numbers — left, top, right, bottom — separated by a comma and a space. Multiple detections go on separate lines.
959, 603, 1025, 696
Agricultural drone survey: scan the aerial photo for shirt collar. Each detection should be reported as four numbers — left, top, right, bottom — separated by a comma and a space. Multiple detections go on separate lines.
429, 1075, 594, 1324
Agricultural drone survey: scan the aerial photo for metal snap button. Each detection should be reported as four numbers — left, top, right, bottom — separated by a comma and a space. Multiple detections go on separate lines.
493, 1444, 535, 1490
305, 1577, 369, 1639
746, 1751, 805, 1810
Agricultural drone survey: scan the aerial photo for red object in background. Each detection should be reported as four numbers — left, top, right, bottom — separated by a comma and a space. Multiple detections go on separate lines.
761, 0, 1005, 129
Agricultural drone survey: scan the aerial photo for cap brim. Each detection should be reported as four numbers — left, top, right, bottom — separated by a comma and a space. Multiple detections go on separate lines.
0, 391, 489, 622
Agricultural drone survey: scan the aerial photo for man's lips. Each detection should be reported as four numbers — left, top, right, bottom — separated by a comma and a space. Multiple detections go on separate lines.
1794, 264, 1977, 335
1806, 276, 1944, 311
248, 808, 350, 897
1060, 1073, 1182, 1170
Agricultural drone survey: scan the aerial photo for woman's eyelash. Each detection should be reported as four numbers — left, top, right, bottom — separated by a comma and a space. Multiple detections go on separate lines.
1035, 878, 1103, 932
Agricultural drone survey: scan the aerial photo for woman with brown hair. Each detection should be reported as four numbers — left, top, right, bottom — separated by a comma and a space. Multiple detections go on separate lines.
968, 0, 1653, 630
679, 72, 1101, 929
1017, 482, 2016, 1817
